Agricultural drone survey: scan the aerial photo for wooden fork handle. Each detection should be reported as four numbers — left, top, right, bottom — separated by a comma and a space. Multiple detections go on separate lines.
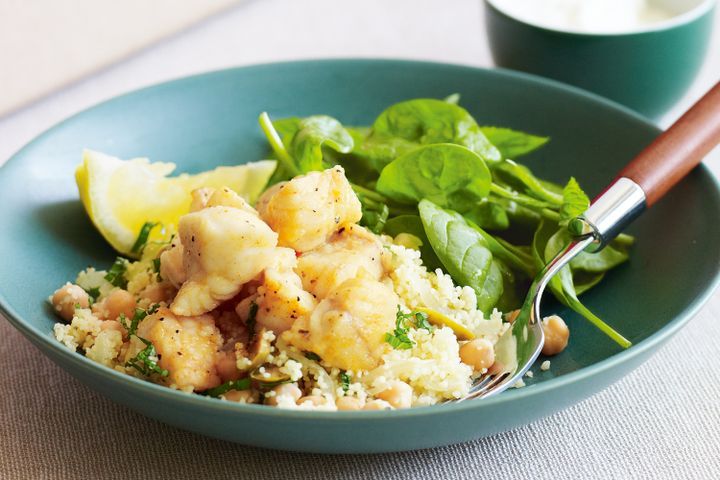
617, 81, 720, 207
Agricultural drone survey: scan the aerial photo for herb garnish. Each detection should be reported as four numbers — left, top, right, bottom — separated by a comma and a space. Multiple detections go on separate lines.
385, 306, 433, 350
84, 287, 101, 304
152, 257, 161, 275
130, 221, 161, 255
304, 351, 321, 362
201, 378, 252, 398
119, 304, 167, 377
339, 371, 351, 392
126, 337, 169, 377
104, 257, 128, 288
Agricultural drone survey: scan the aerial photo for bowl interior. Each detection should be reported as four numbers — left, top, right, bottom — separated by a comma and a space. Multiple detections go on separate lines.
0, 60, 719, 448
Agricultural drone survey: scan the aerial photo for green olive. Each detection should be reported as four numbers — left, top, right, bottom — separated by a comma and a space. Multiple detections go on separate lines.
250, 364, 290, 387
415, 307, 476, 341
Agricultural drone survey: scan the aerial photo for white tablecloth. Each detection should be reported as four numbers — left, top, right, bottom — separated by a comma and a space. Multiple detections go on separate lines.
1, 1, 718, 478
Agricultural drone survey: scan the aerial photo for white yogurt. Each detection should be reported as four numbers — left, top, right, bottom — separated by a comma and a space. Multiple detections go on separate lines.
491, 0, 677, 33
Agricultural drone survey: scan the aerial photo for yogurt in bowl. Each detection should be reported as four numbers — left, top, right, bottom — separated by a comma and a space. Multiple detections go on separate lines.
483, 0, 716, 117
490, 0, 675, 33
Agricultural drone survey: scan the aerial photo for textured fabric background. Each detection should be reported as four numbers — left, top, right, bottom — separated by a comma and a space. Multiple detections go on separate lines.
1, 1, 719, 478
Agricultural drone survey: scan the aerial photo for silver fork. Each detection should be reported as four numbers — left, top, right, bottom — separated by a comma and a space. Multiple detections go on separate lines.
453, 80, 720, 402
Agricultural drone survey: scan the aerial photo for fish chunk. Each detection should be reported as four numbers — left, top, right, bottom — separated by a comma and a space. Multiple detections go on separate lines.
258, 166, 362, 252
170, 205, 278, 316
252, 248, 317, 335
297, 225, 385, 298
282, 274, 398, 371
136, 308, 223, 392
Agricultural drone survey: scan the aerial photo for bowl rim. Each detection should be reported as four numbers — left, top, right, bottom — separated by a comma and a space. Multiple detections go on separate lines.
484, 0, 717, 37
1, 58, 720, 421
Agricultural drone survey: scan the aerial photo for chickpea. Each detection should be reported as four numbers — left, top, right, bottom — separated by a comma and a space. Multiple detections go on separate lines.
375, 381, 413, 409
363, 399, 393, 411
222, 390, 256, 403
541, 315, 570, 356
103, 289, 137, 321
336, 396, 364, 411
297, 395, 327, 407
51, 283, 89, 322
459, 338, 495, 372
266, 383, 302, 406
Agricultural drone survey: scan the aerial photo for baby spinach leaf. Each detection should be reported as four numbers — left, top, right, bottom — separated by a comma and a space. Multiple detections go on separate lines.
479, 126, 549, 159
570, 243, 630, 273
376, 144, 492, 212
383, 215, 442, 271
290, 115, 354, 172
535, 224, 631, 348
465, 220, 535, 278
492, 160, 563, 206
494, 258, 522, 313
352, 134, 418, 172
559, 177, 590, 224
464, 199, 510, 230
371, 98, 502, 164
419, 200, 503, 314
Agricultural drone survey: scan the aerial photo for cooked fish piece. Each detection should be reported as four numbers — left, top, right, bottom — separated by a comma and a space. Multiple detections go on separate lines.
252, 248, 317, 335
159, 235, 186, 289
190, 186, 258, 213
135, 307, 223, 392
255, 181, 285, 217
258, 166, 362, 252
297, 224, 385, 298
170, 205, 278, 316
282, 274, 398, 371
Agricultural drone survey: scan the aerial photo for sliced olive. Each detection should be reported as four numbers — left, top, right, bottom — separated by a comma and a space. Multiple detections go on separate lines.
250, 364, 291, 388
415, 307, 476, 341
237, 327, 271, 371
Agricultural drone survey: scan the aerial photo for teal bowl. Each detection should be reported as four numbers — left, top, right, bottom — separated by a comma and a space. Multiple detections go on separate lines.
483, 0, 716, 119
1, 60, 719, 453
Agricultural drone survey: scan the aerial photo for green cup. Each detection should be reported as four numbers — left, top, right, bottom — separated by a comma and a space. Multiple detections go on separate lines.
483, 0, 716, 119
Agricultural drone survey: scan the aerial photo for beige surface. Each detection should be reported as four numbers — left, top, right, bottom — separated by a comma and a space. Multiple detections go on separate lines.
0, 0, 240, 115
0, 0, 718, 478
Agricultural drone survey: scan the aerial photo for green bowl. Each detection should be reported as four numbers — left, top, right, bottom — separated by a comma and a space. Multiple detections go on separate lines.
1, 60, 719, 453
483, 0, 716, 119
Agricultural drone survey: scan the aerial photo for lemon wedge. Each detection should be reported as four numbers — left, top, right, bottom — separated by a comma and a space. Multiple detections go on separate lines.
76, 149, 276, 257
415, 307, 476, 341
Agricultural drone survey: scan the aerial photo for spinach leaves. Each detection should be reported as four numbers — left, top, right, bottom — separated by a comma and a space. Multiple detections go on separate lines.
260, 96, 634, 349
377, 144, 491, 212
479, 126, 549, 160
419, 200, 504, 314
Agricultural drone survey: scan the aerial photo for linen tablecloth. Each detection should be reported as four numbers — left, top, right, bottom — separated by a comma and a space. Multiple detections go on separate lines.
1, 1, 719, 478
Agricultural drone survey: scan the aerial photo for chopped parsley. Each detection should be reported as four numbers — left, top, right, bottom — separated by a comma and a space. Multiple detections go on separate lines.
130, 221, 161, 255
339, 371, 351, 392
126, 337, 168, 377
120, 304, 166, 377
84, 287, 101, 304
119, 304, 160, 337
304, 351, 321, 362
104, 257, 128, 288
152, 257, 161, 275
201, 378, 252, 398
384, 306, 434, 350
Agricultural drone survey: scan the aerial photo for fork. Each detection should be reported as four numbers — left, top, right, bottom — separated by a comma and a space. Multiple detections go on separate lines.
455, 80, 720, 402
